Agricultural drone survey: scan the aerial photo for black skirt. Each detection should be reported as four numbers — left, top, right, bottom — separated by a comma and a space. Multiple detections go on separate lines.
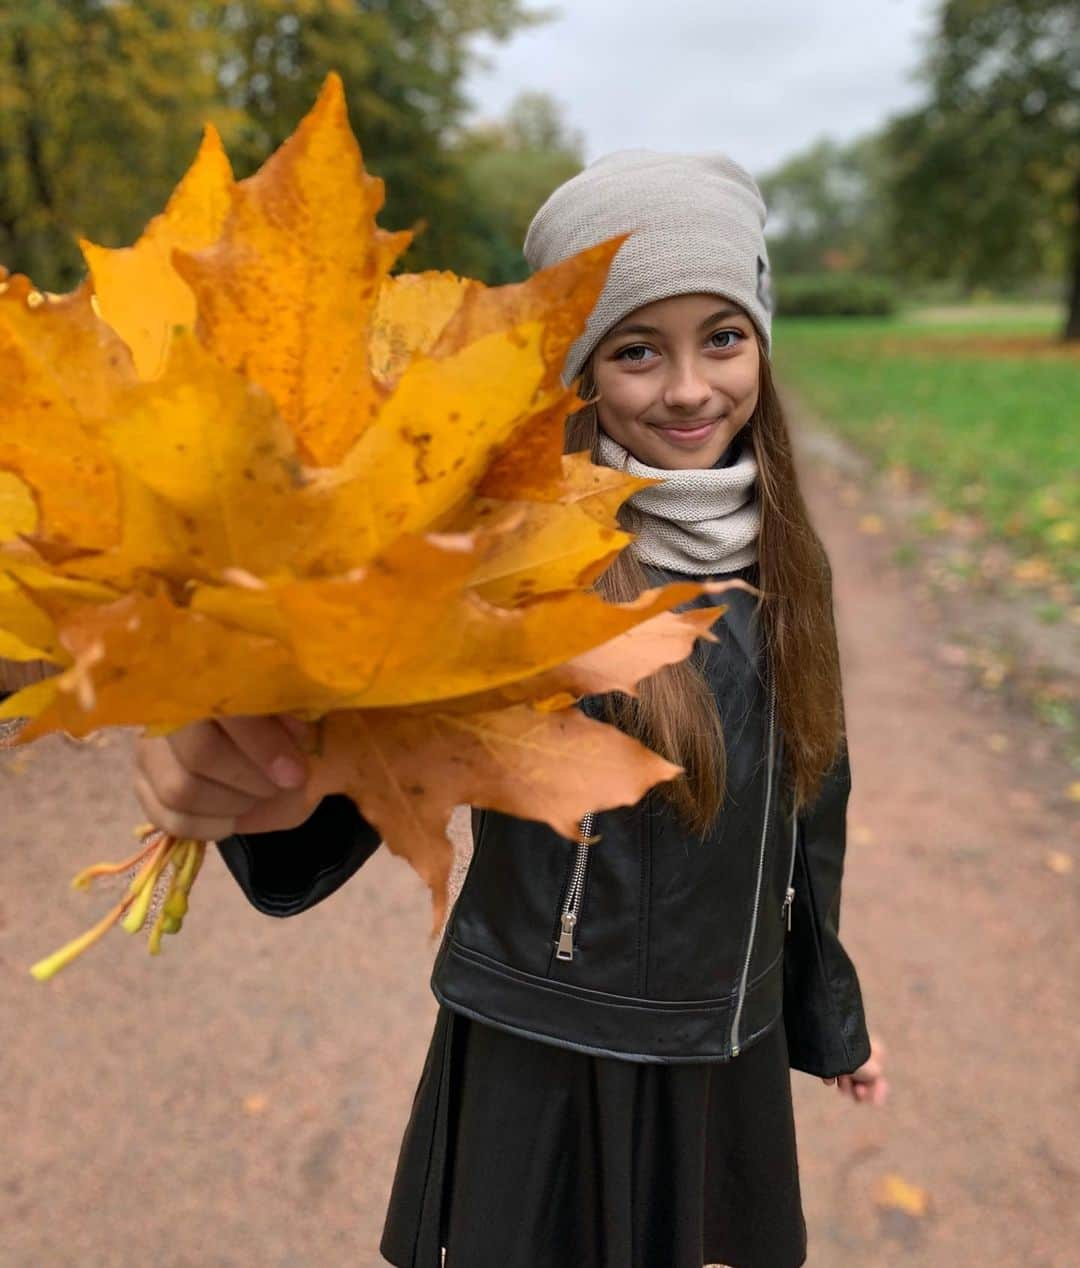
379, 1006, 807, 1268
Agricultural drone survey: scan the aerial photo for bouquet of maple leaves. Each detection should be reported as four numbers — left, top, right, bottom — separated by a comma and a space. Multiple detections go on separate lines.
0, 75, 739, 980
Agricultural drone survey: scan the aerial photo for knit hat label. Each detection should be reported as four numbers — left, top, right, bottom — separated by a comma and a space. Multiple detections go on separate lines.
756, 256, 773, 314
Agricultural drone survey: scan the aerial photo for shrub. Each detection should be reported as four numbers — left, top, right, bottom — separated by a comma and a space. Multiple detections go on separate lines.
774, 273, 898, 317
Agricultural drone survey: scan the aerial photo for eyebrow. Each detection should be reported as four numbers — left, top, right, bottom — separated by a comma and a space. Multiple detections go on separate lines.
605, 307, 746, 339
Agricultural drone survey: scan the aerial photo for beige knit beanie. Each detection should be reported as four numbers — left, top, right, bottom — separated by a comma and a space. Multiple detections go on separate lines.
524, 149, 773, 386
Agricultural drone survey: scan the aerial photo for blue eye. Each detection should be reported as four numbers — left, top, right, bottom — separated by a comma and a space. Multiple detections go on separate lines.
708, 330, 742, 350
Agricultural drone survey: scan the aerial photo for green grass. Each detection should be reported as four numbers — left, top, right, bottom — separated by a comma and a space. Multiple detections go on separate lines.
899, 302, 1062, 331
773, 307, 1079, 589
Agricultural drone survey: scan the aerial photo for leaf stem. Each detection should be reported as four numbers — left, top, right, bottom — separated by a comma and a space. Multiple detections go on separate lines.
70, 833, 165, 890
29, 887, 141, 981
119, 837, 175, 934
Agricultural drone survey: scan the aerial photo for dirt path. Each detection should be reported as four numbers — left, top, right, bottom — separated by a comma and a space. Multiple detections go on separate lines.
786, 429, 1078, 1267
2, 422, 1077, 1267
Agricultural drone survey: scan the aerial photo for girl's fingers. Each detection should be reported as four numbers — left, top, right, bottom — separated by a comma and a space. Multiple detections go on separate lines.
826, 1057, 892, 1101
149, 761, 261, 818
133, 771, 242, 842
234, 785, 316, 836
167, 717, 303, 796
217, 715, 312, 790
277, 712, 318, 749
138, 729, 272, 810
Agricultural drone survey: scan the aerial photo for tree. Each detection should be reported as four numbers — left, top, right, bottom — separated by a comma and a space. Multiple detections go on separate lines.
882, 0, 1080, 338
449, 91, 584, 282
0, 1, 222, 288
758, 135, 891, 278
202, 0, 545, 271
0, 1, 546, 287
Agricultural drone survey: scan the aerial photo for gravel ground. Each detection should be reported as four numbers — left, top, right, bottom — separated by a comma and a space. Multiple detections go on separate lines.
1, 423, 1077, 1267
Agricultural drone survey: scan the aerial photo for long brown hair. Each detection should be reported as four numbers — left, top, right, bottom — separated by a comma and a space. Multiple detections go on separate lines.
567, 338, 845, 833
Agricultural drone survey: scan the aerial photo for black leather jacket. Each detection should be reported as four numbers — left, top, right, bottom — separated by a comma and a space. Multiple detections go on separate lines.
218, 565, 872, 1078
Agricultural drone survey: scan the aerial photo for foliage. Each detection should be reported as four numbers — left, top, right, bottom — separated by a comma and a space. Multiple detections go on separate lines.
881, 0, 1079, 334
0, 0, 546, 289
205, 0, 545, 272
0, 0, 224, 287
760, 135, 892, 279
757, 1, 1079, 336
449, 91, 584, 282
0, 77, 736, 978
775, 273, 897, 318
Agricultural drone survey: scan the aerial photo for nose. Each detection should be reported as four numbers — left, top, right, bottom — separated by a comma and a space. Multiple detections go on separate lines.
662, 359, 713, 412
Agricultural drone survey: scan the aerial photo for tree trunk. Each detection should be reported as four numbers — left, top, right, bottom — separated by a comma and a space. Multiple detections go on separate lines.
11, 30, 55, 218
0, 658, 59, 694
1065, 171, 1080, 341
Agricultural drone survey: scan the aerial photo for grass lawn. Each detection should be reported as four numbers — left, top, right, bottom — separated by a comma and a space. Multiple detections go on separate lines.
773, 305, 1079, 594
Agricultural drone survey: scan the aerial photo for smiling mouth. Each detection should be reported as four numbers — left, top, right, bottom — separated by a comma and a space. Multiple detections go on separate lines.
649, 419, 720, 442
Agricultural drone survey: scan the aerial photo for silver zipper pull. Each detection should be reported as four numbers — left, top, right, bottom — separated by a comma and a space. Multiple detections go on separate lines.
782, 886, 795, 931
556, 912, 577, 961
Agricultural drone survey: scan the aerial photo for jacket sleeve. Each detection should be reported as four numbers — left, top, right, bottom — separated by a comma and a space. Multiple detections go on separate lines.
216, 793, 381, 918
783, 744, 873, 1078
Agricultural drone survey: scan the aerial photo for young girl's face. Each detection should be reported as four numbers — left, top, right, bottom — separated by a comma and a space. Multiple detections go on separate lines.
590, 292, 760, 470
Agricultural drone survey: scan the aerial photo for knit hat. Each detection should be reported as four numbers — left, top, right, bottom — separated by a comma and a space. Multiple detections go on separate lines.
524, 149, 773, 386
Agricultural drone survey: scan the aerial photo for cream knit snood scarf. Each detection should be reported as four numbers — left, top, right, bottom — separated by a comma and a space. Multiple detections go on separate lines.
596, 430, 761, 575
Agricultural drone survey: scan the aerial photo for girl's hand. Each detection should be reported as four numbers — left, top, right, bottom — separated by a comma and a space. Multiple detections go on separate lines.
822, 1033, 888, 1106
134, 714, 319, 842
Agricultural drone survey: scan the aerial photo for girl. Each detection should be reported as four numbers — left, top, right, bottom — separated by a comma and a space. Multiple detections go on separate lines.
129, 150, 887, 1268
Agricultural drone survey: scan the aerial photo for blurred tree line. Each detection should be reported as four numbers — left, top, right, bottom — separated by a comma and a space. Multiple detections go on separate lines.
0, 0, 581, 289
2, 1, 1075, 337
760, 0, 1079, 339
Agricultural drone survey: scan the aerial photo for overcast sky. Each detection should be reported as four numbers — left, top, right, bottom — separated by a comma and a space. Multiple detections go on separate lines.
466, 0, 940, 178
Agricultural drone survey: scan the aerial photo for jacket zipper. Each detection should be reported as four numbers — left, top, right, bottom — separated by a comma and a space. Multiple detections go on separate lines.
730, 674, 777, 1057
781, 811, 797, 931
555, 811, 594, 961
555, 683, 785, 981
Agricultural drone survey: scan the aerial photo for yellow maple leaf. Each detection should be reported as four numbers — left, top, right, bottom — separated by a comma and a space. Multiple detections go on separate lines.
370, 270, 478, 384
0, 274, 131, 548
0, 563, 114, 664
0, 470, 35, 542
172, 75, 412, 466
81, 126, 234, 380
873, 1173, 930, 1218
462, 455, 654, 605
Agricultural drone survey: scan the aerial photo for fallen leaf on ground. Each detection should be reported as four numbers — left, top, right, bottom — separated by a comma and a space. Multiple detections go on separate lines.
873, 1174, 930, 1218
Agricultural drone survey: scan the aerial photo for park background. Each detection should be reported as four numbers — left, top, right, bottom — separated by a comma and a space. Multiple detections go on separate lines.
2, 2, 1077, 1266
